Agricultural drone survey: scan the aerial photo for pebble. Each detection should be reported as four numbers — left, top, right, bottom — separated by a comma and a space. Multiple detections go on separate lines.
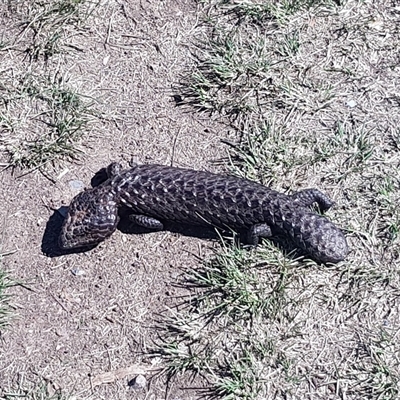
346, 99, 357, 108
128, 374, 147, 389
69, 180, 84, 190
103, 55, 110, 66
71, 268, 86, 276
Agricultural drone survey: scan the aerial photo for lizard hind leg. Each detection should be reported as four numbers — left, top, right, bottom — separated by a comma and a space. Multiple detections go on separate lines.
247, 223, 272, 245
291, 189, 334, 212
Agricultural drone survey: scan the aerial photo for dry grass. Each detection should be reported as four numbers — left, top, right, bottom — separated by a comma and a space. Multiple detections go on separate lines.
1, 379, 70, 400
0, 72, 96, 170
0, 0, 97, 170
0, 244, 16, 331
0, 261, 12, 331
8, 0, 97, 60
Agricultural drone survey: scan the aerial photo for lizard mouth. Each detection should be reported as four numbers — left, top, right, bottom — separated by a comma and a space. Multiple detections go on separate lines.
58, 229, 96, 250
58, 219, 118, 250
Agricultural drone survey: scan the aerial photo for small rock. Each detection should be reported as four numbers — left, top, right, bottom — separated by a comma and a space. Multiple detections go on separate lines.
55, 327, 68, 337
103, 55, 110, 66
71, 268, 85, 276
128, 374, 147, 389
69, 180, 84, 190
346, 99, 357, 108
368, 19, 384, 30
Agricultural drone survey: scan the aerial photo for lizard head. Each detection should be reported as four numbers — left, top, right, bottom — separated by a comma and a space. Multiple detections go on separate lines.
59, 186, 120, 250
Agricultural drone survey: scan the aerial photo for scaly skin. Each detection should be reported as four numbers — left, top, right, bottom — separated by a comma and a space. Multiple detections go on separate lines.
59, 163, 348, 263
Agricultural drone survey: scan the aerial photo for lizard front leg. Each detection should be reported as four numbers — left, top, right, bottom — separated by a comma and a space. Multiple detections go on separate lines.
129, 214, 164, 231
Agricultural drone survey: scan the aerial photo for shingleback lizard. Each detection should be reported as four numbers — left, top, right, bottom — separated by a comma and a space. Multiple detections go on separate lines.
59, 163, 348, 263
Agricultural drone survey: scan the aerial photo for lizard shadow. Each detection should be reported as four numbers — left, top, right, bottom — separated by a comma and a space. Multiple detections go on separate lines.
41, 208, 97, 257
42, 205, 228, 258
110, 205, 228, 242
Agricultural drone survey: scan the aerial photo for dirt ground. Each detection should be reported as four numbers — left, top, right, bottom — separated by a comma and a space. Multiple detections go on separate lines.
0, 1, 227, 398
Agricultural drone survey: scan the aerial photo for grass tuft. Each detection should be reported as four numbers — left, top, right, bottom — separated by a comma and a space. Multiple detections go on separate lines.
18, 0, 96, 60
1, 381, 71, 400
152, 241, 310, 399
209, 0, 341, 25
0, 252, 14, 331
0, 72, 95, 169
181, 28, 274, 117
0, 0, 98, 170
186, 242, 298, 322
